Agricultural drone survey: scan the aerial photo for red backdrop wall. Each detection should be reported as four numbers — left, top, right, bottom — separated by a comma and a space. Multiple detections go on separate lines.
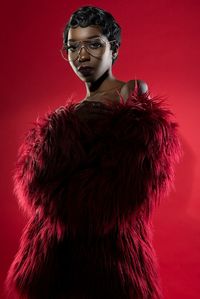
1, 1, 200, 298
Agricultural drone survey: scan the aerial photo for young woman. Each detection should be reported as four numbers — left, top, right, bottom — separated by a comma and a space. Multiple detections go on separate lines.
7, 6, 181, 299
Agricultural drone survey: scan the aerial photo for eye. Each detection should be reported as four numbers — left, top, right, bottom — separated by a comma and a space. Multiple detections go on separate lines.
88, 40, 103, 49
66, 44, 78, 52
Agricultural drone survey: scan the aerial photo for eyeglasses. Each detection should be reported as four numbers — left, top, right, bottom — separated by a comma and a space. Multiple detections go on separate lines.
60, 37, 116, 62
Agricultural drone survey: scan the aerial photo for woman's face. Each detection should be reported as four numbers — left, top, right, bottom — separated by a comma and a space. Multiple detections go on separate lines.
66, 26, 114, 82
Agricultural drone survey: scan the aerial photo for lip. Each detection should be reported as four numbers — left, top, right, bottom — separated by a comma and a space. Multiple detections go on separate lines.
78, 66, 93, 71
78, 66, 94, 76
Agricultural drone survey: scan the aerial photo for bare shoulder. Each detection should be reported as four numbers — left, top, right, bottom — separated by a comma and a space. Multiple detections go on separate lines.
137, 80, 149, 94
120, 79, 149, 101
127, 79, 149, 94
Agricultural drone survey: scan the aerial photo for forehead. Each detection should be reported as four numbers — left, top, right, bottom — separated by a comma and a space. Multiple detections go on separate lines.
68, 26, 104, 41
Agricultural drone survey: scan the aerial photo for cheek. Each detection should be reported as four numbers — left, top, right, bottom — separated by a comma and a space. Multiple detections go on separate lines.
98, 50, 113, 71
69, 61, 77, 72
69, 62, 82, 79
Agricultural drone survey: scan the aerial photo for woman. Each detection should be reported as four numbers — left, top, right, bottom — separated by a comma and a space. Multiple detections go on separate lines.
6, 6, 181, 299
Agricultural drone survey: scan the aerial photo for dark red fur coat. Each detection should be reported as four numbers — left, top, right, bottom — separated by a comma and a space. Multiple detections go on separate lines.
6, 89, 181, 299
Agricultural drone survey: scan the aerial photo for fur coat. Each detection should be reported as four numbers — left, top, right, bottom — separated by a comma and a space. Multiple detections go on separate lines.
6, 88, 181, 299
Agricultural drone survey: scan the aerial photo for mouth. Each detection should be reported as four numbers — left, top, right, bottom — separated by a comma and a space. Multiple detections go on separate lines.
78, 66, 94, 76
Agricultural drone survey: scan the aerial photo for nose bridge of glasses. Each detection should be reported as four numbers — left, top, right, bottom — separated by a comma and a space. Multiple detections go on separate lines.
78, 41, 91, 52
77, 42, 91, 59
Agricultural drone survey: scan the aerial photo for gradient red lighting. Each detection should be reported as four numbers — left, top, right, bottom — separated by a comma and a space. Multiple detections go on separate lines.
1, 1, 200, 299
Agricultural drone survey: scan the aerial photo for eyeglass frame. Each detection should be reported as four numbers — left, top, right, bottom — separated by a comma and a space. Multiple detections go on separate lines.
60, 37, 117, 62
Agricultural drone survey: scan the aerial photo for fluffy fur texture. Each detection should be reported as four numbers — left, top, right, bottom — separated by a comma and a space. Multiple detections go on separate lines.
6, 89, 181, 299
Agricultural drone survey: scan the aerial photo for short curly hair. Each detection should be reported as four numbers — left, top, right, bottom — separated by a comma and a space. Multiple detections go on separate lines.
63, 6, 121, 63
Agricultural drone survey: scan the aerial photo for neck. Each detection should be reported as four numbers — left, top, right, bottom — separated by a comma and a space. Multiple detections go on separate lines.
85, 69, 116, 98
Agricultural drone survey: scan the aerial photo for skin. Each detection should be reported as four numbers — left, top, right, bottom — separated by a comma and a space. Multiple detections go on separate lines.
67, 26, 148, 103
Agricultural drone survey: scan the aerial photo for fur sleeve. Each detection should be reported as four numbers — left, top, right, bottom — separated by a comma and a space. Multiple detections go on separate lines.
112, 91, 182, 216
14, 104, 85, 217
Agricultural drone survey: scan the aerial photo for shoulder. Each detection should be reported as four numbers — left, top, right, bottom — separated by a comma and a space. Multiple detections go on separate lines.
136, 80, 149, 94
120, 79, 149, 101
127, 79, 149, 94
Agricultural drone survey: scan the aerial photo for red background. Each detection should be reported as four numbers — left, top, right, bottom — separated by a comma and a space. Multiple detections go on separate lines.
1, 0, 200, 298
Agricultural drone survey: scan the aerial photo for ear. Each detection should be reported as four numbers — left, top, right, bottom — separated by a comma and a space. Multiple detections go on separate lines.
112, 48, 119, 59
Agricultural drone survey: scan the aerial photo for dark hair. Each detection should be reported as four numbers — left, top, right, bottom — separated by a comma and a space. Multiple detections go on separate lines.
63, 6, 121, 63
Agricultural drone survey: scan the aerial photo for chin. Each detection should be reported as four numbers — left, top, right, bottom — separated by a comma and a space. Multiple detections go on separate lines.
78, 75, 96, 83
79, 76, 92, 82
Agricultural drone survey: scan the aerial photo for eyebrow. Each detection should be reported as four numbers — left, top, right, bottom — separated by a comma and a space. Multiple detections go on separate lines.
68, 35, 101, 42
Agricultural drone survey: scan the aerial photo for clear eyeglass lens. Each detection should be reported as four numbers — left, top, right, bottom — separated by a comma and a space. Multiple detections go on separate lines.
61, 38, 107, 61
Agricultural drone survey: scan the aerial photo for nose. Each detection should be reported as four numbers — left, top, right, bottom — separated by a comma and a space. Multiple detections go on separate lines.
78, 46, 90, 62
